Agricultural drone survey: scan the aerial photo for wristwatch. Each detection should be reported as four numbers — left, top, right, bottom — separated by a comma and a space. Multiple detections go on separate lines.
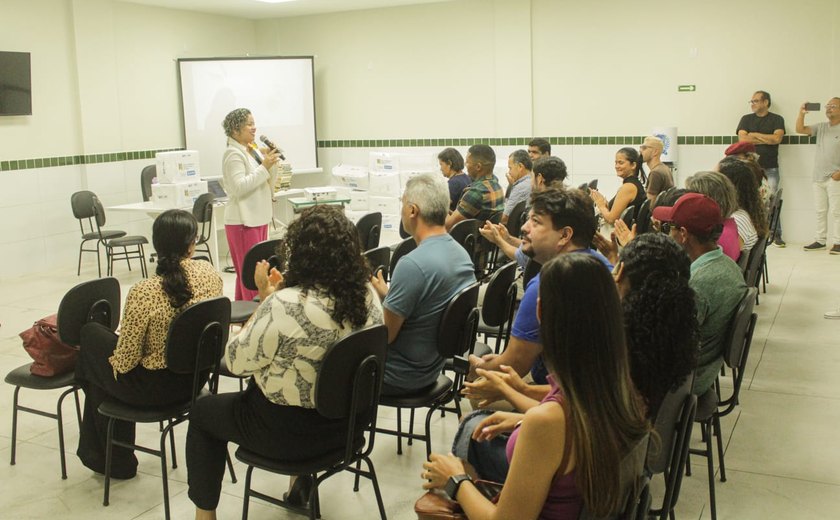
444, 474, 472, 500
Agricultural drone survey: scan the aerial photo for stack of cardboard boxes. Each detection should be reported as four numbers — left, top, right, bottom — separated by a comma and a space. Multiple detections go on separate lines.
150, 150, 208, 208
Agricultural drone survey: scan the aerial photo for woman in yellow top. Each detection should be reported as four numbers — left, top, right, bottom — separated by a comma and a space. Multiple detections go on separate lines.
74, 209, 222, 479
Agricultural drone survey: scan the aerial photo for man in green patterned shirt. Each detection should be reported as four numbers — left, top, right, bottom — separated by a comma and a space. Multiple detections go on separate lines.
445, 144, 505, 230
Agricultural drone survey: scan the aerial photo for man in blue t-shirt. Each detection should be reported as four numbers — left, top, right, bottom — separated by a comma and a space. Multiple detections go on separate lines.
466, 187, 612, 398
371, 173, 475, 395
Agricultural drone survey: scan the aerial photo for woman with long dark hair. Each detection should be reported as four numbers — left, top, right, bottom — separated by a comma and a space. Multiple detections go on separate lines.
422, 254, 649, 519
591, 147, 648, 225
718, 156, 770, 244
615, 233, 699, 418
74, 209, 222, 479
187, 205, 384, 519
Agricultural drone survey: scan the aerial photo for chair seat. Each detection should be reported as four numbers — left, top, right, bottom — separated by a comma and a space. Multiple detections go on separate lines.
82, 230, 126, 241
98, 397, 191, 423
5, 363, 77, 390
694, 388, 718, 421
107, 235, 148, 247
380, 374, 452, 408
231, 300, 260, 323
235, 437, 365, 475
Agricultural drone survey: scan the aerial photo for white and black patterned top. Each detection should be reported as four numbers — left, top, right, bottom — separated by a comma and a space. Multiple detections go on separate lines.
226, 284, 383, 408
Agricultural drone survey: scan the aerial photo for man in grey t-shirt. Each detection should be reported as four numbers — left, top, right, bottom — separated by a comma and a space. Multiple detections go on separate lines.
795, 98, 840, 254
371, 173, 475, 394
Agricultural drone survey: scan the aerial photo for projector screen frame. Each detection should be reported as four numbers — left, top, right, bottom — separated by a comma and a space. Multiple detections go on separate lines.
177, 55, 319, 176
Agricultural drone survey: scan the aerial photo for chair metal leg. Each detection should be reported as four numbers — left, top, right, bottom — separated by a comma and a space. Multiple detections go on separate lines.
714, 415, 726, 482
395, 408, 403, 455
363, 456, 388, 520
424, 406, 435, 460
408, 408, 415, 446
353, 459, 362, 492
9, 386, 20, 466
124, 246, 133, 272
159, 425, 172, 520
73, 388, 82, 427
168, 418, 177, 469
55, 387, 74, 480
103, 418, 115, 506
225, 448, 237, 483
241, 465, 254, 520
704, 422, 717, 520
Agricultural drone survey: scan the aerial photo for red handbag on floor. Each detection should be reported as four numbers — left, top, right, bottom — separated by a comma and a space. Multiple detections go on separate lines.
19, 314, 79, 377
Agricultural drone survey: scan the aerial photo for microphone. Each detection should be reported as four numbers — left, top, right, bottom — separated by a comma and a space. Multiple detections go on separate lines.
260, 135, 286, 160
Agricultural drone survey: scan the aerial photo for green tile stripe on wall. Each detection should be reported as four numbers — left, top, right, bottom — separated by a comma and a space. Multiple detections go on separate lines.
315, 135, 817, 149
0, 148, 183, 172
0, 137, 819, 171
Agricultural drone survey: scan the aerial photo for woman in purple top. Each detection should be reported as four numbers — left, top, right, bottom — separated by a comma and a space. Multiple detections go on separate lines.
422, 254, 649, 519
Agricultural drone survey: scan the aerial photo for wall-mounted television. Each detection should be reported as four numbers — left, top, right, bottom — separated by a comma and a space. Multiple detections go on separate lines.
0, 51, 32, 116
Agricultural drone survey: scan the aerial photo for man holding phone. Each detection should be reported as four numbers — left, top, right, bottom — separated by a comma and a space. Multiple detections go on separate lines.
737, 90, 786, 245
796, 98, 840, 254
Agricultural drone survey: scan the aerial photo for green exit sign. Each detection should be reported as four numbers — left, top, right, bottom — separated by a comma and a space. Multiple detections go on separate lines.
678, 85, 696, 92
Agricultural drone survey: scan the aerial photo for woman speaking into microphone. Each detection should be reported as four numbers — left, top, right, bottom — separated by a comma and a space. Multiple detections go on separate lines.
221, 108, 279, 300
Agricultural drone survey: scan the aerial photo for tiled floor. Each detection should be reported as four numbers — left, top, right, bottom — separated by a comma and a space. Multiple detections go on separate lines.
1, 244, 839, 519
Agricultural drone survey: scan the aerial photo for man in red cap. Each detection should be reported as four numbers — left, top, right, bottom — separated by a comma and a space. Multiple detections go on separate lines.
652, 193, 747, 395
737, 90, 786, 246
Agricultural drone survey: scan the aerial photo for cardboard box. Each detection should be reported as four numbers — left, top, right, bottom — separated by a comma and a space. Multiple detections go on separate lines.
155, 150, 200, 183
369, 152, 399, 172
369, 170, 401, 196
381, 213, 400, 231
332, 164, 369, 190
348, 190, 370, 211
368, 195, 400, 215
151, 180, 208, 208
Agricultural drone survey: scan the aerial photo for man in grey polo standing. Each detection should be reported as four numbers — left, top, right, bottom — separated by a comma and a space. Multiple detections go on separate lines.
796, 98, 840, 256
737, 90, 786, 246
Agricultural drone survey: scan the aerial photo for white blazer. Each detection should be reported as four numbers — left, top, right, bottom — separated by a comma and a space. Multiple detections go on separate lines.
221, 137, 277, 227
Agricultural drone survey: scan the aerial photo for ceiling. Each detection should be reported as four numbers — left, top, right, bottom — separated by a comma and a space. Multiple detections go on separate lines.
115, 0, 457, 19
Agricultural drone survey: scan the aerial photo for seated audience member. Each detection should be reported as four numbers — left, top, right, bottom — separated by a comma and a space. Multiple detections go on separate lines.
590, 147, 647, 225
479, 156, 568, 267
724, 141, 772, 207
438, 147, 471, 211
445, 144, 505, 230
187, 205, 383, 518
718, 156, 770, 247
527, 137, 551, 162
652, 193, 747, 395
502, 150, 533, 224
423, 254, 649, 519
686, 171, 743, 260
640, 136, 674, 203
467, 187, 612, 393
371, 173, 475, 395
614, 233, 699, 418
75, 209, 223, 479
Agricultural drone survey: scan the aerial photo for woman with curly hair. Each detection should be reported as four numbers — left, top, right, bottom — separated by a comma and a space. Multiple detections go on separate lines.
187, 205, 384, 519
717, 156, 770, 243
614, 233, 699, 418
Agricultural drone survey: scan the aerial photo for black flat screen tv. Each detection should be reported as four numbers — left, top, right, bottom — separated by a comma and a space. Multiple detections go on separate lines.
0, 51, 32, 116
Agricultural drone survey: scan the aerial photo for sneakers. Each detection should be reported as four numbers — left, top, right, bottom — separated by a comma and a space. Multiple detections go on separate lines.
825, 309, 840, 319
803, 242, 826, 251
773, 238, 786, 247
832, 245, 840, 255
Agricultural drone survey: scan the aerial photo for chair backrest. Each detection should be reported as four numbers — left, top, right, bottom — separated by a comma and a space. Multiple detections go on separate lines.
241, 238, 283, 291
505, 200, 528, 237
390, 237, 417, 278
436, 282, 480, 359
192, 192, 215, 243
523, 258, 541, 288
480, 261, 518, 326
578, 433, 651, 520
398, 219, 410, 239
619, 205, 635, 228
635, 199, 651, 234
356, 212, 382, 250
71, 190, 106, 236
364, 246, 391, 281
449, 219, 479, 263
647, 375, 693, 474
56, 277, 121, 346
724, 287, 758, 371
744, 237, 768, 288
140, 165, 157, 202
165, 296, 231, 400
767, 189, 783, 242
736, 249, 750, 274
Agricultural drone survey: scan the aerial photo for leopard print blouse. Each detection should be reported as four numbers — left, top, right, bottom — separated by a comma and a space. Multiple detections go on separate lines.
108, 259, 223, 376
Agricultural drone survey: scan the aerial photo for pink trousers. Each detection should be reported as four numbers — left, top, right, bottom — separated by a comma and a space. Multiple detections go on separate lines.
225, 224, 268, 301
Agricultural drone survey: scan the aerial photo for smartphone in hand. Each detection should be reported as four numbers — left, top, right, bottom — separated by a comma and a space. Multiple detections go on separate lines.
805, 102, 821, 111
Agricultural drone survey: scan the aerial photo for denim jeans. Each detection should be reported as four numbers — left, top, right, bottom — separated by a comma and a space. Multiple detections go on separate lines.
451, 410, 510, 483
765, 167, 782, 239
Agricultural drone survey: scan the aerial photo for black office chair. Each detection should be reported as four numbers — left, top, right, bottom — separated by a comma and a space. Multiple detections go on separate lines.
743, 236, 768, 305
5, 277, 120, 479
192, 192, 215, 265
140, 165, 157, 202
230, 238, 283, 325
71, 190, 127, 276
635, 199, 652, 234
487, 200, 527, 272
686, 287, 758, 520
762, 189, 783, 291
475, 261, 518, 354
356, 212, 382, 250
578, 434, 651, 520
98, 296, 232, 520
449, 219, 479, 268
376, 283, 480, 458
398, 219, 411, 239
364, 246, 391, 282
646, 375, 697, 520
389, 236, 417, 279
236, 324, 389, 520
619, 204, 636, 228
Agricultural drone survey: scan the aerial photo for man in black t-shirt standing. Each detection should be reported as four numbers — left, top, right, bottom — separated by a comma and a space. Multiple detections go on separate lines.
737, 90, 786, 245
